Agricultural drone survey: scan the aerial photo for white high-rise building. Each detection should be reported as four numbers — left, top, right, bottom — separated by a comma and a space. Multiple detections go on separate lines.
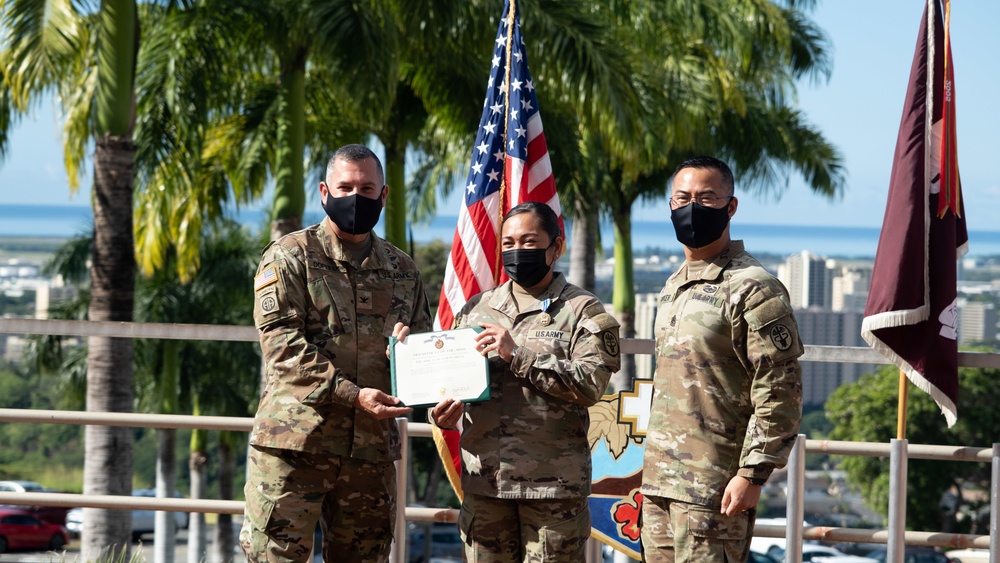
778, 251, 833, 310
794, 309, 880, 405
831, 265, 872, 312
958, 300, 997, 346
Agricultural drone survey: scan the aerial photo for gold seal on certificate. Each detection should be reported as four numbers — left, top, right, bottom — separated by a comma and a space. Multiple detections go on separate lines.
390, 328, 491, 407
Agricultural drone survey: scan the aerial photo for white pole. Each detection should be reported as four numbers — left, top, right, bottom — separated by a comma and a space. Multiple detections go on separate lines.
389, 418, 409, 563
989, 443, 999, 563
887, 438, 908, 563
785, 434, 807, 563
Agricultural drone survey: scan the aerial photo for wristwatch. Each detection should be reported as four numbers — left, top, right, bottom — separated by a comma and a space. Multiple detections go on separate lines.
743, 475, 767, 486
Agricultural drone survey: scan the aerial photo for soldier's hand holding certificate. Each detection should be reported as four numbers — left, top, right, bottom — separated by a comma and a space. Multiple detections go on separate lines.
390, 328, 491, 407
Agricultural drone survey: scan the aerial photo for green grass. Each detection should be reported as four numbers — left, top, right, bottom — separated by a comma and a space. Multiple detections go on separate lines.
0, 463, 82, 492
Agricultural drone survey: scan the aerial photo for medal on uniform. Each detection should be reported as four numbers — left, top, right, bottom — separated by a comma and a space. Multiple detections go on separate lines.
539, 298, 552, 326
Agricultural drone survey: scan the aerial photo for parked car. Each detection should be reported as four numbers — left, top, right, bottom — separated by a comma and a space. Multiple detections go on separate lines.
0, 481, 47, 494
811, 557, 879, 563
944, 549, 989, 563
0, 508, 70, 554
407, 522, 462, 562
65, 489, 189, 542
770, 544, 854, 562
748, 551, 780, 563
750, 518, 815, 556
0, 480, 72, 525
862, 546, 957, 563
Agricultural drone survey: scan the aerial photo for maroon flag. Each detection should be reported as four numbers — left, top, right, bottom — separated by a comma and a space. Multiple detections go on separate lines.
861, 0, 968, 427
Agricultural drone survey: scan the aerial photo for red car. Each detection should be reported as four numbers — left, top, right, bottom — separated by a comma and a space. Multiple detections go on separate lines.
0, 508, 70, 553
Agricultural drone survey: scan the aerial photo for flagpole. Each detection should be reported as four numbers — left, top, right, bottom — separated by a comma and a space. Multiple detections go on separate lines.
896, 370, 908, 440
493, 0, 518, 285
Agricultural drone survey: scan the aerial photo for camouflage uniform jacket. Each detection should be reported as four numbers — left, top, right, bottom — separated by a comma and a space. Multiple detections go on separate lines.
454, 273, 621, 499
251, 221, 431, 462
641, 240, 803, 507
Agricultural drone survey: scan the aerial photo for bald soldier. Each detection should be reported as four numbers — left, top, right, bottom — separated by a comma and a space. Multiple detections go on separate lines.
241, 144, 431, 563
641, 156, 803, 563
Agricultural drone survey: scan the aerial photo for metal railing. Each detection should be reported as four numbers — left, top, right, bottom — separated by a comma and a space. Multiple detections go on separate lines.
1, 317, 998, 562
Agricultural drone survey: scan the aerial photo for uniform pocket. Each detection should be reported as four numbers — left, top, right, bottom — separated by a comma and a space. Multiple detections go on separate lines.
686, 504, 748, 541
382, 279, 416, 337
458, 503, 475, 546
539, 500, 590, 560
315, 277, 350, 336
240, 483, 278, 560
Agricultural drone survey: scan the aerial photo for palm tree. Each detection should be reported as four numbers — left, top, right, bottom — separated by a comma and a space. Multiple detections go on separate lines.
133, 219, 261, 562
574, 0, 846, 388
130, 0, 396, 287
1, 0, 143, 556
389, 0, 641, 250
173, 221, 261, 562
34, 221, 261, 561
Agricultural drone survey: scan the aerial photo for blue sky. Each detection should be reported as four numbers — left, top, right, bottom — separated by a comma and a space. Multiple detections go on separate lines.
2, 0, 999, 232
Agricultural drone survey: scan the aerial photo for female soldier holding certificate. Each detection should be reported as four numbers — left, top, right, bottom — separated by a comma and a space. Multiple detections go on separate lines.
430, 202, 621, 562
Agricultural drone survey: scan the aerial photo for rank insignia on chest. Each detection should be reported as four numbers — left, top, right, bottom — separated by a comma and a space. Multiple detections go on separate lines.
539, 312, 551, 326
357, 289, 373, 310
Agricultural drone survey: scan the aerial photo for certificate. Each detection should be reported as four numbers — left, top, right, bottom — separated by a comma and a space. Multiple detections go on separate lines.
390, 328, 491, 407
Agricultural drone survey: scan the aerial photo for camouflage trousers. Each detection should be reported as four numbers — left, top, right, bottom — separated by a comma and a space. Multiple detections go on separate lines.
639, 495, 754, 563
239, 445, 396, 563
458, 493, 590, 562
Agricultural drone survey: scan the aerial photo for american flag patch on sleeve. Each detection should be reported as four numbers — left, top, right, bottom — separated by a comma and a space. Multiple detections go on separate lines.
254, 266, 278, 291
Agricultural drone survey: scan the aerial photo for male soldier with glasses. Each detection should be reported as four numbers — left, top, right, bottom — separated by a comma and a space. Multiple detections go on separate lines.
640, 156, 804, 563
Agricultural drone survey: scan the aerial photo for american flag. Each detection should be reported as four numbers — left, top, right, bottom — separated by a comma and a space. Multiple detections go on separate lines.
435, 0, 562, 331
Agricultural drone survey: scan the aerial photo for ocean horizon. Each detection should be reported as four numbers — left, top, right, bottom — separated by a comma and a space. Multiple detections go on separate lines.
4, 203, 1000, 259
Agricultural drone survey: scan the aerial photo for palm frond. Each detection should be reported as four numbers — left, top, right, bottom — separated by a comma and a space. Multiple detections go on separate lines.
1, 0, 87, 109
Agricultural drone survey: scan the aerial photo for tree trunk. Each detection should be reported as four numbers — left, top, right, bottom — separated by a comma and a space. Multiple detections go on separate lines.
212, 433, 237, 563
154, 341, 180, 562
155, 428, 178, 563
611, 209, 636, 392
188, 438, 208, 563
383, 131, 407, 248
270, 51, 307, 243
83, 133, 136, 561
418, 458, 444, 507
567, 200, 597, 293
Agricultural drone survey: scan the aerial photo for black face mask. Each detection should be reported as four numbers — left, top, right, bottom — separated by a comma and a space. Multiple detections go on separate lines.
323, 189, 385, 235
502, 245, 553, 288
670, 200, 731, 248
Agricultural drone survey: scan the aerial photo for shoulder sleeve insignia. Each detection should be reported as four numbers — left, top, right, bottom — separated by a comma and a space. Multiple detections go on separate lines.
602, 331, 620, 357
254, 265, 278, 291
768, 324, 794, 351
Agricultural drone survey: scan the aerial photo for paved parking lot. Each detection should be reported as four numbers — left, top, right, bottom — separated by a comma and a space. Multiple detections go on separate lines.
0, 524, 455, 562
0, 524, 246, 563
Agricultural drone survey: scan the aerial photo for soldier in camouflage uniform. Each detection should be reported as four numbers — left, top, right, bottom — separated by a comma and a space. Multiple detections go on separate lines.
241, 145, 432, 563
431, 202, 621, 562
640, 156, 803, 563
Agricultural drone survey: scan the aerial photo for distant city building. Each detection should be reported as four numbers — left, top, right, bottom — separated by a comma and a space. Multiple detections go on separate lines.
35, 277, 75, 320
957, 300, 997, 346
0, 259, 40, 279
793, 309, 880, 406
1, 335, 27, 363
778, 251, 833, 309
632, 293, 659, 380
831, 264, 872, 312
